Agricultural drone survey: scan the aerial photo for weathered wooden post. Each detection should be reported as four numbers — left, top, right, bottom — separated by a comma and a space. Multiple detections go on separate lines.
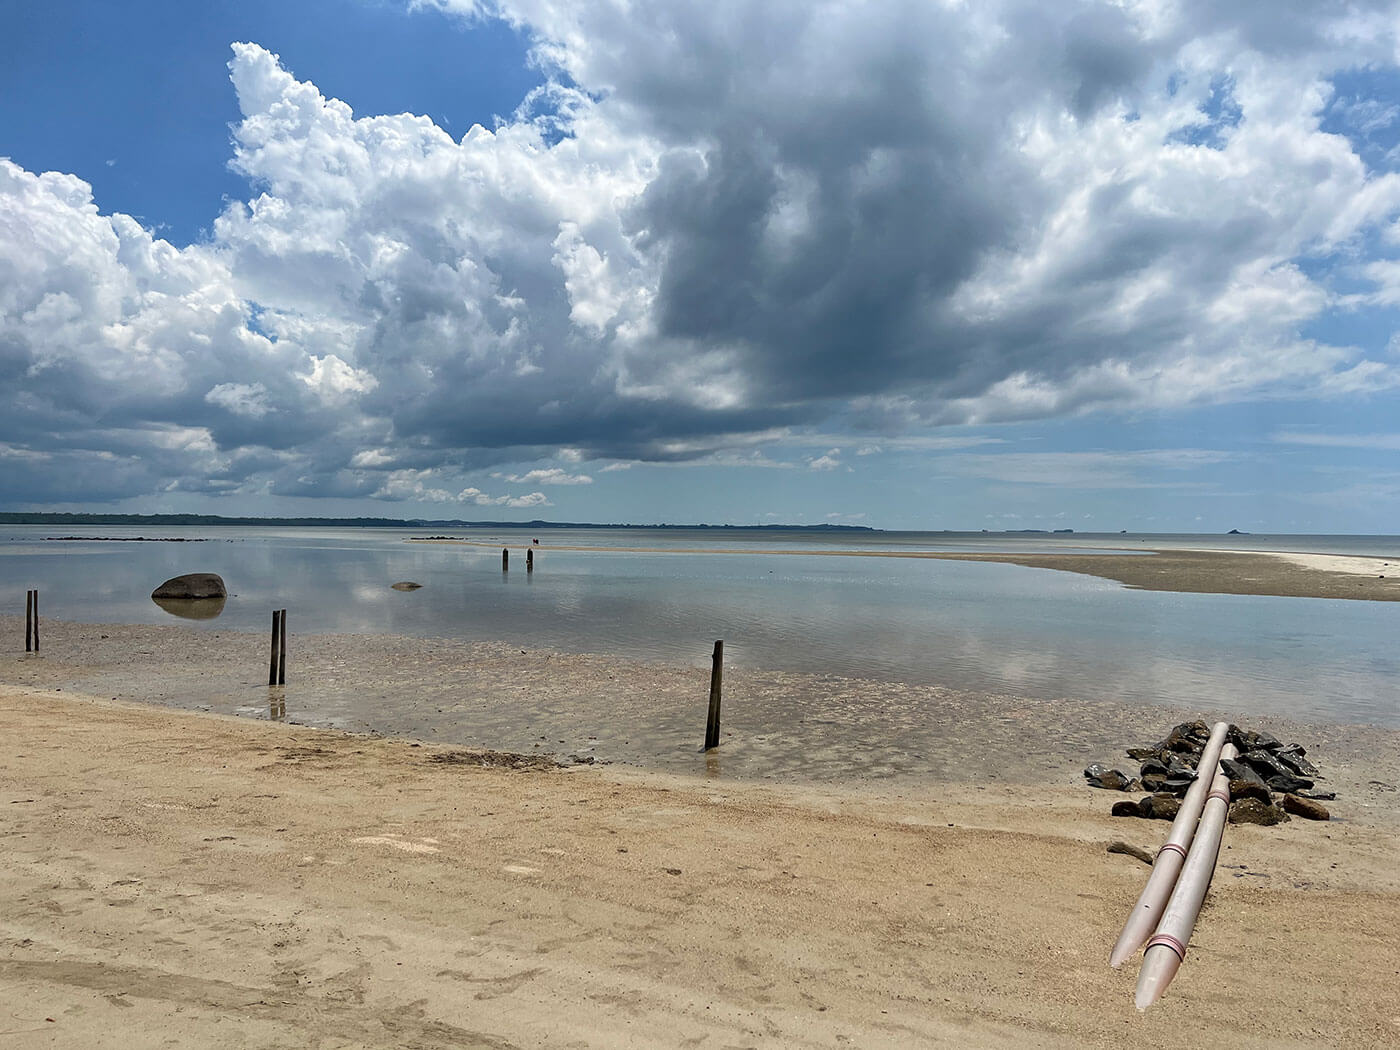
704, 640, 723, 750
25, 589, 35, 652
502, 547, 509, 572
278, 608, 287, 685
526, 548, 534, 572
269, 609, 281, 686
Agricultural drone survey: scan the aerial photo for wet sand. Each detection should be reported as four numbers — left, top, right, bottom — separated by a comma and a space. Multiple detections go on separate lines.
3, 685, 1398, 1048
415, 539, 1400, 601
6, 616, 1399, 793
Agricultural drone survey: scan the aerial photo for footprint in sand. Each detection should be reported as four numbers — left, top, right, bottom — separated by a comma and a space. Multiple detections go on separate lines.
351, 833, 440, 854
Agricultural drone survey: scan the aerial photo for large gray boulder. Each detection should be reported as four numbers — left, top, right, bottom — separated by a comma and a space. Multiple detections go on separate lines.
151, 573, 227, 600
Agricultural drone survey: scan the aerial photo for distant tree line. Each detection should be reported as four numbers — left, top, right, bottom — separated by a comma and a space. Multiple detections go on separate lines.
0, 512, 877, 532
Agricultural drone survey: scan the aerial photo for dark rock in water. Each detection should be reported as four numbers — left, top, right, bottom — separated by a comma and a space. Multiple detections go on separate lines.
1229, 780, 1273, 804
1221, 758, 1268, 787
1228, 799, 1289, 825
1111, 799, 1146, 818
1085, 764, 1138, 791
1107, 841, 1155, 866
153, 595, 226, 620
151, 573, 226, 600
1281, 794, 1330, 821
390, 581, 423, 591
1142, 794, 1181, 821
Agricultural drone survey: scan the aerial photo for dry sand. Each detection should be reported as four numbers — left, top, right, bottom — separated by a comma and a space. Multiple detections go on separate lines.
413, 539, 1400, 602
2, 686, 1399, 1049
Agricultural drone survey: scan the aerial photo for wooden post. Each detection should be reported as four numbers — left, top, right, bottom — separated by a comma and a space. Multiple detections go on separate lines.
704, 640, 723, 750
31, 590, 38, 653
25, 590, 34, 652
526, 548, 534, 572
502, 547, 509, 571
269, 609, 281, 686
278, 609, 287, 685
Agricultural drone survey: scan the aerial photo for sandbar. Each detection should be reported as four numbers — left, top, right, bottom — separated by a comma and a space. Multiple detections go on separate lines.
413, 539, 1400, 601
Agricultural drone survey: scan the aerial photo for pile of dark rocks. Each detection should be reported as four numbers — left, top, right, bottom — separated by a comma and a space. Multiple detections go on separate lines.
1085, 720, 1333, 824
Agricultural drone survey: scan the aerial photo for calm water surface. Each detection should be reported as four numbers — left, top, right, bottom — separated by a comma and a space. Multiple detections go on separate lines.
3, 526, 1397, 727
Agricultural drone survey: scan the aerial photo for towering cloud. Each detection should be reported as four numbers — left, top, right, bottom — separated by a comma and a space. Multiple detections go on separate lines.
3, 0, 1399, 504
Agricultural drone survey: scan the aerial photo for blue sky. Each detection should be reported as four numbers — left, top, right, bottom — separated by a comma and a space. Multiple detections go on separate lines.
3, 0, 1400, 532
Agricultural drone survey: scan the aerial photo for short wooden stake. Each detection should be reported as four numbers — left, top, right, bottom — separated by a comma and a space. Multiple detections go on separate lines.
269, 609, 281, 686
278, 608, 287, 685
25, 589, 34, 652
704, 640, 723, 750
502, 547, 509, 571
526, 548, 534, 572
31, 590, 38, 652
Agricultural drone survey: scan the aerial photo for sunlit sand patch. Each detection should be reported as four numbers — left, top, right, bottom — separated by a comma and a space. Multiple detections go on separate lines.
1252, 551, 1396, 577
352, 834, 440, 854
503, 864, 541, 875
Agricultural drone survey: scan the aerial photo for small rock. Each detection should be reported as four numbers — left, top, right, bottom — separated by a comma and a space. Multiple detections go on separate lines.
1221, 758, 1268, 787
1265, 772, 1315, 794
1231, 728, 1282, 753
1229, 780, 1273, 804
1085, 764, 1137, 791
1275, 744, 1319, 778
1107, 841, 1155, 866
1241, 749, 1306, 785
1295, 789, 1336, 801
390, 581, 423, 591
1111, 799, 1145, 818
1142, 794, 1180, 821
1162, 721, 1210, 753
1228, 798, 1289, 826
1281, 794, 1329, 821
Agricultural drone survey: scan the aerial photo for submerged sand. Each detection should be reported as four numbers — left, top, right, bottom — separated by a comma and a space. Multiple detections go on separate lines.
1, 688, 1397, 1048
6, 617, 1399, 790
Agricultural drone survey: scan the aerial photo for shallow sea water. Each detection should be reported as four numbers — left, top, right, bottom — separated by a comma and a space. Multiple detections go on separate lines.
3, 525, 1398, 729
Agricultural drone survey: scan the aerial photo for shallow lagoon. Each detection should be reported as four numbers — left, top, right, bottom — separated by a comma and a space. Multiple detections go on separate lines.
3, 525, 1397, 727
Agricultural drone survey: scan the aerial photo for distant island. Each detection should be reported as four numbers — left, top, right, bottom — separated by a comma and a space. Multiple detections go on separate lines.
0, 512, 878, 532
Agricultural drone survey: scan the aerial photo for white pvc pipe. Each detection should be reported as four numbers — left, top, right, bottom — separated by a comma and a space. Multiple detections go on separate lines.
1135, 742, 1237, 1010
1109, 720, 1230, 968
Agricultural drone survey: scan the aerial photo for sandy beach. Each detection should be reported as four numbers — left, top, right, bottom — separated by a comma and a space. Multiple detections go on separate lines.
2, 685, 1398, 1049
